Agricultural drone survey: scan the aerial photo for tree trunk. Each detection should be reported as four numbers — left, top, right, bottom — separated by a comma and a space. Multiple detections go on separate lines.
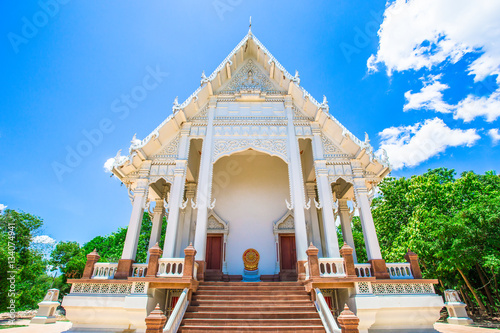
476, 264, 495, 315
458, 268, 487, 315
461, 286, 475, 316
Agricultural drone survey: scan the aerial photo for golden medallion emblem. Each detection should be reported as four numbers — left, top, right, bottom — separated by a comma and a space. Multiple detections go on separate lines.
242, 248, 260, 271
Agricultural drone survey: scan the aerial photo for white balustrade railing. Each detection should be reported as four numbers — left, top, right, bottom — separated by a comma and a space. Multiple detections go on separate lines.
164, 288, 189, 333
387, 263, 413, 279
131, 263, 148, 277
304, 261, 310, 280
157, 258, 184, 277
92, 263, 118, 279
314, 289, 341, 333
318, 258, 346, 277
354, 263, 372, 278
193, 262, 199, 281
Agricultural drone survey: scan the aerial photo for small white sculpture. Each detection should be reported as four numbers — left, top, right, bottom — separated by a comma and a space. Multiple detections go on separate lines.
31, 289, 60, 324
444, 289, 473, 325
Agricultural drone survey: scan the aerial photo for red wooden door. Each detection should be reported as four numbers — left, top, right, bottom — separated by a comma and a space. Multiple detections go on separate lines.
280, 235, 297, 270
206, 235, 222, 270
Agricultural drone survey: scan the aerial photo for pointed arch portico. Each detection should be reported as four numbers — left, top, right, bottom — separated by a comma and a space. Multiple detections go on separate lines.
110, 30, 390, 281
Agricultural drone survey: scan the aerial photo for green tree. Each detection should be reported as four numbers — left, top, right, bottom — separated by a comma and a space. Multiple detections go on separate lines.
0, 210, 52, 311
371, 168, 500, 316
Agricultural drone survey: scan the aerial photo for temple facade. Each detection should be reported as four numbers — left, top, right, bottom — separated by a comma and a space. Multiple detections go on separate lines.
62, 30, 444, 333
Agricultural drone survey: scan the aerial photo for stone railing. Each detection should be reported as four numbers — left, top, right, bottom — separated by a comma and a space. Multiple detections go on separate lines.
318, 258, 346, 278
92, 263, 118, 279
387, 263, 413, 279
163, 288, 189, 333
157, 258, 184, 277
314, 288, 341, 333
354, 263, 373, 278
131, 263, 148, 277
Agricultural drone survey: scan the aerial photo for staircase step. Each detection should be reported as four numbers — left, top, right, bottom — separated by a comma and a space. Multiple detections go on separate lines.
184, 311, 320, 319
195, 290, 308, 296
179, 325, 326, 332
190, 300, 314, 307
181, 318, 323, 326
192, 295, 310, 301
186, 306, 316, 312
199, 282, 302, 287
179, 282, 325, 332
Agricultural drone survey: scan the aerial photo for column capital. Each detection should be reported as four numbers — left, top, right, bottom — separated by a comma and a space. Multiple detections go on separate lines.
311, 126, 321, 136
305, 182, 317, 198
338, 199, 350, 211
180, 123, 191, 136
138, 160, 152, 178
185, 183, 197, 198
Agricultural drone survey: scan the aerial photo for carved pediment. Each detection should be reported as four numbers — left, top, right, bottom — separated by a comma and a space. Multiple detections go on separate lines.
220, 60, 280, 94
273, 211, 295, 233
207, 211, 229, 234
152, 134, 180, 160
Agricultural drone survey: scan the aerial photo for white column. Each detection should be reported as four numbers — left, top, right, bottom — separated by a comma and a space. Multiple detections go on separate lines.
194, 99, 216, 261
163, 125, 191, 258
352, 161, 382, 261
178, 183, 196, 255
311, 126, 340, 258
148, 199, 165, 249
121, 162, 151, 260
285, 97, 309, 261
338, 199, 358, 263
305, 182, 323, 256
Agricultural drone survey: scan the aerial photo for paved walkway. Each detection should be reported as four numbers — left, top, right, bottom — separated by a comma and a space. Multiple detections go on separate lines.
435, 323, 500, 332
0, 320, 72, 332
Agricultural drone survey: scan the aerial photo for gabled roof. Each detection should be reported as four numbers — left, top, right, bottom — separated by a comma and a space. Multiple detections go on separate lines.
110, 31, 391, 181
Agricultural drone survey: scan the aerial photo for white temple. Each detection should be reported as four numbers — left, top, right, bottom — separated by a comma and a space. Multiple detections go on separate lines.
62, 29, 444, 333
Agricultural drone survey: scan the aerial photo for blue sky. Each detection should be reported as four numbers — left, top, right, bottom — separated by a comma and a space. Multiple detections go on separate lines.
1, 0, 499, 246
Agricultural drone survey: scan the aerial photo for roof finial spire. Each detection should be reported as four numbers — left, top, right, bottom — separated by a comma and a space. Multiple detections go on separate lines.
249, 16, 252, 35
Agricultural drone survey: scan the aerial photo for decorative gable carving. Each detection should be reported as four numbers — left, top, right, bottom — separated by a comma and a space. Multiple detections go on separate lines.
273, 211, 295, 234
220, 60, 278, 94
152, 134, 180, 161
322, 134, 350, 158
207, 211, 229, 234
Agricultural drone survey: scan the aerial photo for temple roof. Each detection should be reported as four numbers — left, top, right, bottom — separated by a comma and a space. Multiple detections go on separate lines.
110, 31, 390, 182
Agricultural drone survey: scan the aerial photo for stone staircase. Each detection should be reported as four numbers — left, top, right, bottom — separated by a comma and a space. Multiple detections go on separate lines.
178, 281, 326, 332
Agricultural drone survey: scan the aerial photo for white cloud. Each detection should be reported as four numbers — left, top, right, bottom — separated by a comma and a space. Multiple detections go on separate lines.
378, 118, 480, 169
404, 75, 451, 113
0, 204, 7, 212
103, 158, 115, 173
369, 0, 500, 78
369, 0, 500, 122
33, 235, 56, 245
454, 92, 500, 123
488, 129, 500, 145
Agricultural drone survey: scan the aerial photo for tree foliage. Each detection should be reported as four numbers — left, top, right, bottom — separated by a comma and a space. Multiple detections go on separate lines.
0, 210, 53, 311
370, 168, 500, 315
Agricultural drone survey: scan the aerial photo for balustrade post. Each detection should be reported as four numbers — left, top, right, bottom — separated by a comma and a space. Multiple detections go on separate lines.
145, 304, 167, 333
339, 243, 357, 278
404, 249, 422, 279
82, 249, 100, 279
337, 304, 360, 333
146, 243, 163, 277
183, 243, 197, 281
306, 243, 320, 279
